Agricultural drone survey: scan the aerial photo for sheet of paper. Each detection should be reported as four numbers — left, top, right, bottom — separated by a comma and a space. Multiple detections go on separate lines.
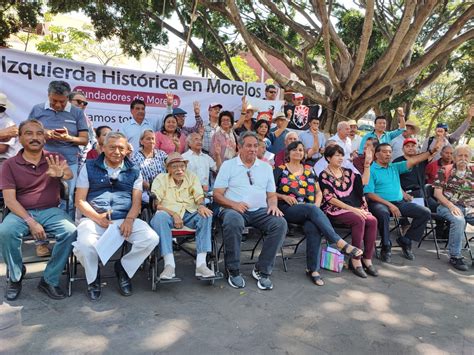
411, 198, 425, 207
94, 223, 124, 265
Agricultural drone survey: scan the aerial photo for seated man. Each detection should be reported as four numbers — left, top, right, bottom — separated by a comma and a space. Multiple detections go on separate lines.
433, 145, 473, 271
425, 145, 453, 184
0, 119, 76, 301
73, 131, 159, 301
213, 131, 287, 290
182, 132, 217, 192
365, 141, 442, 263
150, 152, 215, 279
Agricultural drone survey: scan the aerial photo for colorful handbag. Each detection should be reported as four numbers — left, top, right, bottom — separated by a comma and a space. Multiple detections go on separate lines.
320, 246, 344, 273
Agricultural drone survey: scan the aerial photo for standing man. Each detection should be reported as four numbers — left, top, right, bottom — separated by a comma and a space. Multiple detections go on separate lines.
73, 131, 159, 301
0, 93, 20, 168
348, 120, 362, 156
433, 145, 473, 271
298, 116, 326, 165
390, 120, 420, 161
284, 93, 311, 131
422, 104, 473, 160
330, 121, 352, 161
268, 112, 290, 154
202, 103, 222, 154
173, 101, 203, 136
359, 107, 406, 154
0, 119, 76, 300
213, 131, 287, 290
122, 98, 156, 152
264, 85, 278, 101
28, 81, 89, 217
365, 141, 442, 263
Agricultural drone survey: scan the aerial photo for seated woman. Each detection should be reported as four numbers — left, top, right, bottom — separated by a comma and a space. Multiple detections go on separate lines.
86, 125, 112, 159
210, 111, 238, 169
257, 138, 274, 167
319, 144, 378, 278
131, 129, 168, 203
254, 119, 272, 150
274, 141, 362, 286
155, 114, 187, 154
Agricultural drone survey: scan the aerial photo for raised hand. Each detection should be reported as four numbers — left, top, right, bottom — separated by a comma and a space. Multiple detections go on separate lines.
166, 91, 174, 107
396, 107, 405, 117
364, 148, 373, 165
241, 95, 248, 112
45, 155, 67, 178
468, 103, 474, 120
193, 101, 201, 116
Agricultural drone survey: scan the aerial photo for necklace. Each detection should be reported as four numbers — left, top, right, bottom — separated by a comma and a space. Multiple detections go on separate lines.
286, 163, 303, 176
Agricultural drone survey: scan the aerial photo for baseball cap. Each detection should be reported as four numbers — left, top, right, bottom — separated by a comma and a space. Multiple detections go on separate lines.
293, 93, 304, 99
209, 103, 223, 110
436, 123, 448, 130
403, 138, 417, 146
172, 107, 187, 116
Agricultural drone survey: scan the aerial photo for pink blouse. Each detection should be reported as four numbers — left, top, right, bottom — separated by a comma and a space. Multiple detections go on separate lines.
155, 131, 187, 154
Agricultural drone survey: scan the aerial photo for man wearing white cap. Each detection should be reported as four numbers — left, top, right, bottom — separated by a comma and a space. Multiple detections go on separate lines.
203, 102, 223, 154
0, 93, 21, 168
284, 93, 311, 131
390, 120, 420, 161
348, 120, 362, 155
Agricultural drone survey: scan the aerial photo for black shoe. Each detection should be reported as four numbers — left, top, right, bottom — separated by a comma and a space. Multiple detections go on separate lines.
87, 269, 102, 302
449, 257, 469, 271
362, 262, 379, 277
114, 260, 132, 296
380, 247, 392, 263
5, 265, 27, 301
348, 258, 367, 278
396, 237, 415, 261
37, 278, 66, 300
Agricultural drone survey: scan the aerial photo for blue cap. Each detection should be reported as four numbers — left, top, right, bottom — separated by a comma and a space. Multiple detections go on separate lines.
173, 107, 187, 116
436, 123, 448, 130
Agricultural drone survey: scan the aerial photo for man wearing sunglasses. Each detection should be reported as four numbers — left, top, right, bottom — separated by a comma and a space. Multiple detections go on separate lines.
264, 85, 278, 101
213, 131, 287, 291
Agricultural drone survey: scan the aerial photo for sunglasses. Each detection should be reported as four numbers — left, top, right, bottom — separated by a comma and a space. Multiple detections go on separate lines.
73, 99, 88, 106
246, 170, 254, 185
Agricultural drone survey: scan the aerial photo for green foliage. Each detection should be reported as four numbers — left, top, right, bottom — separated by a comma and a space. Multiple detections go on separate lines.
218, 56, 258, 82
0, 1, 42, 46
36, 25, 93, 59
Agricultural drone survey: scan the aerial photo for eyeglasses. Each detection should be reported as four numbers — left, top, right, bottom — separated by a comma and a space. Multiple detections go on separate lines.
73, 99, 88, 106
246, 170, 253, 185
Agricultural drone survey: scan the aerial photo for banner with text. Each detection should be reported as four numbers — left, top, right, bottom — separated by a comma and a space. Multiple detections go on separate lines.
0, 48, 273, 131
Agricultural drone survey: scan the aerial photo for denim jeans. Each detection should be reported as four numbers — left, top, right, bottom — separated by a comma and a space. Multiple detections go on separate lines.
436, 205, 474, 257
368, 200, 431, 247
60, 162, 79, 219
281, 203, 342, 272
150, 210, 212, 255
0, 207, 76, 286
219, 207, 287, 276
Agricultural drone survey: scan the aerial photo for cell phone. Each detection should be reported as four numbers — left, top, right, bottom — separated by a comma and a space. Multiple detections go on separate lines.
54, 128, 66, 134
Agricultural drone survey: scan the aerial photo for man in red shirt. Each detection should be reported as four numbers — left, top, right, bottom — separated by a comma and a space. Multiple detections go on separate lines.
0, 119, 76, 301
425, 145, 454, 184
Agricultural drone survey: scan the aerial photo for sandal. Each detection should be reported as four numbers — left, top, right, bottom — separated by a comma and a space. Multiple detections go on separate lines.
306, 270, 324, 286
340, 243, 363, 258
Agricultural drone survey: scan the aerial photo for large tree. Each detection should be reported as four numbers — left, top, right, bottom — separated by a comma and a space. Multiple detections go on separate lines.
13, 1, 474, 128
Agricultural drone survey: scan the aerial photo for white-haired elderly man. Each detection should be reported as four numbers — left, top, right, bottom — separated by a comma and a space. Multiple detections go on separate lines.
182, 132, 217, 192
274, 131, 299, 167
433, 145, 474, 271
73, 131, 159, 301
330, 121, 352, 161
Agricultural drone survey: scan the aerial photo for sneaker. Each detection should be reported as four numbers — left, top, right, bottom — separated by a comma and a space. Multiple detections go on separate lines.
252, 267, 273, 290
227, 271, 245, 289
195, 264, 215, 278
160, 265, 175, 280
449, 257, 469, 271
36, 244, 51, 257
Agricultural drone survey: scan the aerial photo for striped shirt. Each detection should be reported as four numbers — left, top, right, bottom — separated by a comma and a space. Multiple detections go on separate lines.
131, 149, 167, 184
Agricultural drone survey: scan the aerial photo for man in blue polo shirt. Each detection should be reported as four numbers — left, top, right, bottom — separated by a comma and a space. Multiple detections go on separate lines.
213, 131, 287, 291
122, 98, 158, 151
28, 80, 89, 216
365, 141, 442, 262
358, 107, 406, 154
